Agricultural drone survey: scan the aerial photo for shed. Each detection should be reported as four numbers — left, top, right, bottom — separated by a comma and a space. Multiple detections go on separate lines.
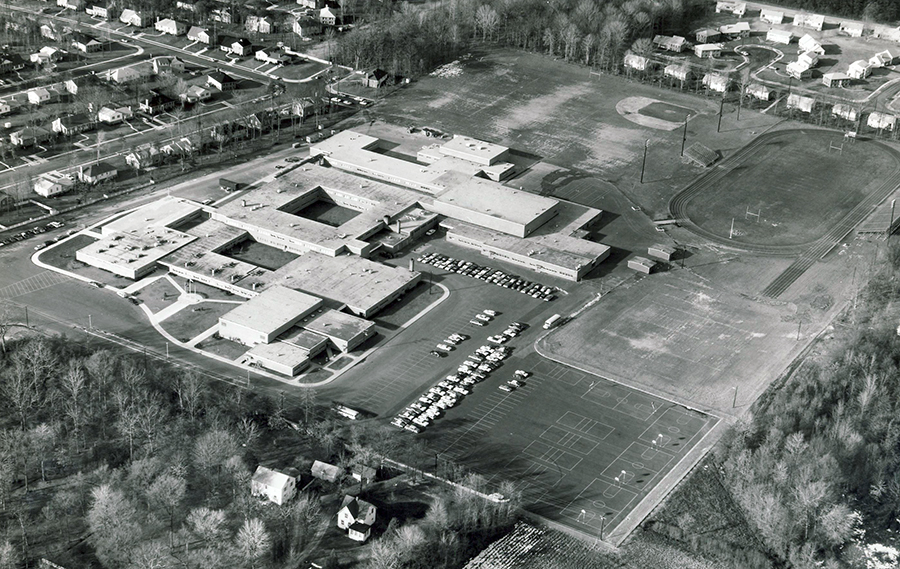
627, 256, 656, 274
648, 244, 675, 261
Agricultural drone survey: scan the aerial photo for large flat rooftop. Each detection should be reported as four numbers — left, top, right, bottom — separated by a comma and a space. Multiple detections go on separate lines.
304, 308, 374, 343
219, 285, 323, 336
78, 226, 196, 272
439, 134, 509, 165
103, 197, 202, 236
274, 252, 420, 315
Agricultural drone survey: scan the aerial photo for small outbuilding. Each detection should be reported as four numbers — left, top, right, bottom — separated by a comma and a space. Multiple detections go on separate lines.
627, 256, 656, 274
648, 244, 675, 261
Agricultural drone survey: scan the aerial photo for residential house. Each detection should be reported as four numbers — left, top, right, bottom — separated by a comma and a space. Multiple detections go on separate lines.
230, 38, 254, 57
251, 466, 297, 505
152, 56, 185, 75
872, 25, 900, 42
11, 126, 51, 147
291, 96, 319, 117
747, 83, 771, 101
766, 29, 792, 45
0, 53, 26, 75
798, 51, 819, 68
868, 111, 896, 130
256, 49, 290, 65
64, 77, 87, 95
79, 161, 117, 184
786, 93, 815, 113
31, 47, 65, 65
246, 15, 276, 34
40, 22, 66, 41
98, 105, 131, 124
840, 21, 865, 37
297, 0, 323, 8
293, 18, 323, 38
365, 68, 389, 88
180, 84, 212, 103
336, 496, 376, 542
623, 53, 650, 71
798, 34, 825, 55
33, 171, 74, 197
175, 0, 195, 10
161, 136, 195, 156
715, 1, 746, 16
210, 6, 231, 23
0, 191, 13, 211
664, 64, 691, 82
702, 73, 729, 93
870, 50, 897, 68
760, 9, 784, 24
125, 144, 160, 169
71, 32, 102, 52
105, 61, 153, 84
207, 71, 237, 91
217, 34, 238, 52
319, 5, 340, 25
351, 465, 376, 484
0, 101, 10, 115
28, 87, 52, 105
155, 19, 187, 36
832, 103, 858, 121
695, 29, 720, 43
310, 460, 342, 483
787, 59, 814, 79
719, 22, 750, 39
694, 44, 723, 58
793, 13, 825, 31
59, 0, 84, 9
822, 72, 850, 87
187, 26, 211, 44
52, 113, 95, 135
658, 35, 685, 52
139, 90, 176, 114
87, 3, 111, 19
848, 59, 872, 79
119, 9, 148, 27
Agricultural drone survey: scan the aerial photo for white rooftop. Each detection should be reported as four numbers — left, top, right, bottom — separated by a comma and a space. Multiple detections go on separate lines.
220, 285, 323, 336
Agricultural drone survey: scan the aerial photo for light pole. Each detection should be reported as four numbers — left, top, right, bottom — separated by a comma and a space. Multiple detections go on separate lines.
889, 199, 896, 236
732, 386, 737, 408
88, 314, 92, 329
681, 115, 688, 156
639, 139, 649, 183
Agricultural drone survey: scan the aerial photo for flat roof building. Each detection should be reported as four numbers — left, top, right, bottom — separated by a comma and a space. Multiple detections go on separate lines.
102, 197, 202, 236
439, 135, 509, 166
75, 227, 196, 280
648, 244, 675, 261
246, 341, 312, 376
627, 256, 656, 274
219, 285, 324, 346
303, 309, 375, 352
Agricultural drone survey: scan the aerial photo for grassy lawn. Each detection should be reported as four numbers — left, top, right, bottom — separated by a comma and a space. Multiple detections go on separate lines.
159, 301, 238, 343
132, 277, 182, 313
196, 334, 248, 360
682, 129, 900, 246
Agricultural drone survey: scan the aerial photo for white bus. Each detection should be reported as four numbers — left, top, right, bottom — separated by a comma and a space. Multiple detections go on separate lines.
543, 314, 563, 330
333, 404, 360, 420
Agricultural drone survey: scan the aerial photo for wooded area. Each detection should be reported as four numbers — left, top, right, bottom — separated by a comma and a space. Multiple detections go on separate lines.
0, 333, 519, 569
775, 0, 900, 22
716, 241, 900, 569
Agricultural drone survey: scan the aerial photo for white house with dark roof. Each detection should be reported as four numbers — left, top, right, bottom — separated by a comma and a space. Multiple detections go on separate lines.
79, 161, 117, 184
251, 465, 296, 505
337, 495, 376, 542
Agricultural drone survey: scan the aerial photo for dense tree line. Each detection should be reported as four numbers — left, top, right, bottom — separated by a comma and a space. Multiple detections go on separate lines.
771, 0, 900, 22
717, 241, 900, 568
331, 0, 706, 78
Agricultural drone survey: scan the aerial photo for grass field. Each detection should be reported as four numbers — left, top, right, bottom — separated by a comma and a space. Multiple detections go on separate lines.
679, 129, 900, 247
539, 269, 803, 415
159, 301, 237, 343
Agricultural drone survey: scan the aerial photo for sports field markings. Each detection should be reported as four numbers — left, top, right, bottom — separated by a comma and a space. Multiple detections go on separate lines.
522, 441, 583, 471
559, 478, 639, 532
556, 411, 614, 441
581, 386, 656, 421
638, 407, 707, 451
540, 425, 600, 455
600, 441, 675, 491
0, 271, 69, 300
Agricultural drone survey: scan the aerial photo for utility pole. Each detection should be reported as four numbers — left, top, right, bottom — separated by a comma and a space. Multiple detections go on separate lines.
729, 217, 735, 239
732, 386, 737, 408
639, 139, 649, 183
717, 96, 724, 133
889, 199, 896, 236
681, 114, 688, 156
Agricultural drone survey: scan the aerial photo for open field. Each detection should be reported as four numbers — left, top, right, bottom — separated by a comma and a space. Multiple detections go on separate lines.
158, 300, 237, 343
539, 269, 805, 415
675, 129, 900, 249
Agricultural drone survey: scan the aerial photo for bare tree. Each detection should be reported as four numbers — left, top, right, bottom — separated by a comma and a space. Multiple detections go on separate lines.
235, 518, 271, 569
147, 474, 187, 545
474, 5, 499, 41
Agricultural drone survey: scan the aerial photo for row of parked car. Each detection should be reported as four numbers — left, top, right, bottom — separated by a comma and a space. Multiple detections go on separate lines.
393, 318, 533, 433
416, 253, 556, 302
0, 220, 65, 249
